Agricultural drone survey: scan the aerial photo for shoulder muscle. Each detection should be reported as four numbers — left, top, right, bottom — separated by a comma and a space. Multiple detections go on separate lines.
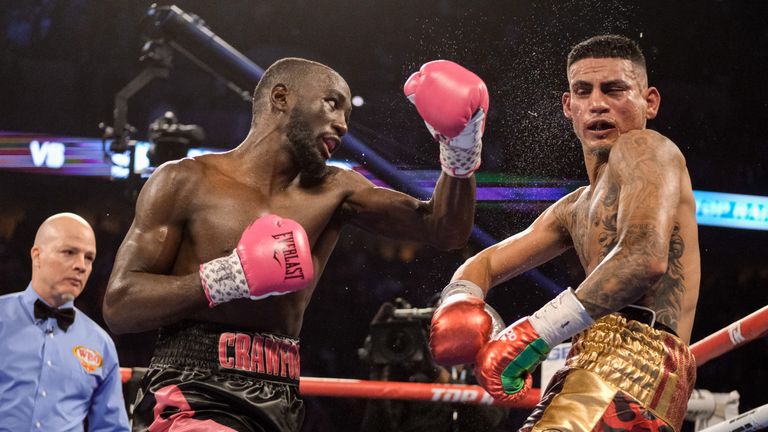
609, 130, 685, 182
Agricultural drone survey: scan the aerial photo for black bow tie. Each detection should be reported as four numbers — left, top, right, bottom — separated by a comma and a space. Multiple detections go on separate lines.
34, 299, 75, 332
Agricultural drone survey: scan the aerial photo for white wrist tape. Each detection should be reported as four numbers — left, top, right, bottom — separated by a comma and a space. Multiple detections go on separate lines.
529, 288, 594, 347
485, 303, 506, 339
439, 280, 504, 337
200, 251, 249, 307
427, 109, 484, 178
440, 280, 485, 301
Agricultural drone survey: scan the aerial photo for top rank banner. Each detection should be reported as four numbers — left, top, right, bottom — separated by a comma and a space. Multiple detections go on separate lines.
694, 190, 768, 231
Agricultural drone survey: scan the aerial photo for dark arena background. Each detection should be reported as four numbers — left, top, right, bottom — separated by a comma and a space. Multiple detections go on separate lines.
1, 1, 767, 431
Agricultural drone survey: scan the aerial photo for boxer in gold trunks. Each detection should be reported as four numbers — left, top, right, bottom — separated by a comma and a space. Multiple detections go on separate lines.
428, 35, 699, 431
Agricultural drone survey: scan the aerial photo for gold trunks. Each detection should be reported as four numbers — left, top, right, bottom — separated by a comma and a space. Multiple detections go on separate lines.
531, 313, 696, 431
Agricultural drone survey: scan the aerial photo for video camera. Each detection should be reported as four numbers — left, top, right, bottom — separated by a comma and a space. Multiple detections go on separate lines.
360, 298, 435, 367
147, 111, 205, 167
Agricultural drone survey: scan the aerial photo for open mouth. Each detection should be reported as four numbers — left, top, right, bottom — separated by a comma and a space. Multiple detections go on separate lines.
322, 137, 339, 157
586, 119, 616, 132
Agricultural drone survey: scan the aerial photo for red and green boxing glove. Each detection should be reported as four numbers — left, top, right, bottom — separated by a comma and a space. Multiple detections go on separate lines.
474, 288, 594, 401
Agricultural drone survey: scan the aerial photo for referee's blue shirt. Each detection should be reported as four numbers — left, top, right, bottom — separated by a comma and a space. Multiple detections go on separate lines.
0, 285, 129, 432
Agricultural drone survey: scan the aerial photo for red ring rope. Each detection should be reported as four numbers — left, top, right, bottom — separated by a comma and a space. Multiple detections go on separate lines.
299, 377, 540, 408
689, 305, 768, 366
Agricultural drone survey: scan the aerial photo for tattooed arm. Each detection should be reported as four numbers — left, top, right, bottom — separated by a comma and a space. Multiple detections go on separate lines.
575, 129, 686, 318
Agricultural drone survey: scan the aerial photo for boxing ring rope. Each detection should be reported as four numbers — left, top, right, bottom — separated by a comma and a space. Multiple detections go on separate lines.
698, 404, 768, 432
689, 305, 768, 366
119, 304, 768, 409
299, 377, 540, 408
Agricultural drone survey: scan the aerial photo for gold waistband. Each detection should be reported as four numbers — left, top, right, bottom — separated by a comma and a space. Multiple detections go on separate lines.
566, 313, 696, 429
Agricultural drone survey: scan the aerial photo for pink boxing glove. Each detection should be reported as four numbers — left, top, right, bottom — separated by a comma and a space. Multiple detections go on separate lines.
404, 60, 489, 178
200, 214, 314, 307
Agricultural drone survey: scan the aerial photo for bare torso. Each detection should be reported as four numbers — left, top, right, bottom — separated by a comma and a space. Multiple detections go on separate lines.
170, 153, 361, 336
105, 145, 474, 338
560, 164, 700, 342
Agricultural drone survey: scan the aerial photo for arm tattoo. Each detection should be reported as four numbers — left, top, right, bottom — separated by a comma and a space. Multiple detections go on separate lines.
648, 224, 686, 329
597, 212, 617, 262
602, 181, 619, 207
579, 223, 667, 318
597, 182, 620, 262
553, 190, 581, 251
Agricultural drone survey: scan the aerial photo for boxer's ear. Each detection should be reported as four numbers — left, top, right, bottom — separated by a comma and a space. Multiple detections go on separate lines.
270, 84, 289, 113
562, 92, 573, 119
644, 86, 660, 120
30, 245, 40, 267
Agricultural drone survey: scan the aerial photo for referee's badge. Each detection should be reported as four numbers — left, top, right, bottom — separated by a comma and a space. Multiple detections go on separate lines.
72, 345, 103, 373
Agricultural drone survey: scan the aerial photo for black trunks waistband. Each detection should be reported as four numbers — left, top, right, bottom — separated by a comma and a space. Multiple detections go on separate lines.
616, 305, 677, 337
150, 321, 300, 386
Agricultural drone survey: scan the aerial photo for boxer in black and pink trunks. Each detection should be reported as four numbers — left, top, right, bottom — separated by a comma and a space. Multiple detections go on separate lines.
132, 322, 302, 431
104, 57, 488, 431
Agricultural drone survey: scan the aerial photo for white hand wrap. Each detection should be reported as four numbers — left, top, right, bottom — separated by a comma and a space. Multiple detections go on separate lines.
426, 109, 484, 178
440, 280, 485, 301
528, 288, 594, 347
199, 251, 249, 306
